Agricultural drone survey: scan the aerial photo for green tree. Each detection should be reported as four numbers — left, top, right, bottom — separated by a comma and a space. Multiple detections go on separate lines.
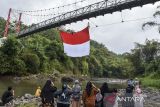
1, 36, 21, 57
142, 5, 160, 33
21, 53, 40, 74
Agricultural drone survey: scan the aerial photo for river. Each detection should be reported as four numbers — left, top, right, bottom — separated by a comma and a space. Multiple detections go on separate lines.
1, 77, 160, 107
0, 76, 127, 97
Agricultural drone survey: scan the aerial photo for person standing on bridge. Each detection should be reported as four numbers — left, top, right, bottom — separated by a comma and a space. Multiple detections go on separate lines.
82, 81, 99, 107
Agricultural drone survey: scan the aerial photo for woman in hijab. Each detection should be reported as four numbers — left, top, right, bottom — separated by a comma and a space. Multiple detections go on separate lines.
82, 81, 99, 107
40, 80, 57, 107
100, 82, 111, 107
100, 82, 110, 97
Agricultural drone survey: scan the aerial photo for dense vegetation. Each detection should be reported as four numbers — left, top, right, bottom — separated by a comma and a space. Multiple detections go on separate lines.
0, 17, 133, 78
0, 16, 160, 84
123, 40, 160, 88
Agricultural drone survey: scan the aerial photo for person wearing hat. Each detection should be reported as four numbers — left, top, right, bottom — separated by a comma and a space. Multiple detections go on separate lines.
71, 80, 81, 107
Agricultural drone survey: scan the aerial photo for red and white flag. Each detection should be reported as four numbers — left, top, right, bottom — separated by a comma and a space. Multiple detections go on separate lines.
60, 27, 90, 57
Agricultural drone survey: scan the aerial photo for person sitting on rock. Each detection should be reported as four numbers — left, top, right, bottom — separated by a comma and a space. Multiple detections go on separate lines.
40, 80, 57, 107
1, 86, 14, 106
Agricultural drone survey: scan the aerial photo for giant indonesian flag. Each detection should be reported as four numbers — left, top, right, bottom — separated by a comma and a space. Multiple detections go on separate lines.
60, 27, 90, 57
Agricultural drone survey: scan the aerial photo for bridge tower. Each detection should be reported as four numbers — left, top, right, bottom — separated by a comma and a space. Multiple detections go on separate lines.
3, 8, 12, 37
16, 13, 22, 33
3, 8, 22, 37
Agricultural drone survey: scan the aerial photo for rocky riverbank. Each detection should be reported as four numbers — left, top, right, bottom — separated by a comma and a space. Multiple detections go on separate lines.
12, 72, 87, 84
143, 88, 160, 107
6, 88, 159, 107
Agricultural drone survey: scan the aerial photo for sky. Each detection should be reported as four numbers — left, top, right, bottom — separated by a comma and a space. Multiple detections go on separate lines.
1, 0, 160, 54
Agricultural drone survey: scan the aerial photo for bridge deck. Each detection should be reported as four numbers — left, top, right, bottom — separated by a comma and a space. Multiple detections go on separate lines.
18, 0, 160, 38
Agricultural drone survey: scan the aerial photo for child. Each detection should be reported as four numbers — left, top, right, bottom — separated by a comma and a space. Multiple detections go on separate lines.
35, 86, 41, 97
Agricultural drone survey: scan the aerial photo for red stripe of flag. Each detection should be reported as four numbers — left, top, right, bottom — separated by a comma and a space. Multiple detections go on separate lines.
60, 27, 90, 45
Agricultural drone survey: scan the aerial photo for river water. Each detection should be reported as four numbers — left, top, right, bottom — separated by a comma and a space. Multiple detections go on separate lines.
0, 77, 127, 97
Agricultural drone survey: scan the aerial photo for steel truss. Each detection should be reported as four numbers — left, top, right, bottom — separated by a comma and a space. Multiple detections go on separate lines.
18, 0, 160, 37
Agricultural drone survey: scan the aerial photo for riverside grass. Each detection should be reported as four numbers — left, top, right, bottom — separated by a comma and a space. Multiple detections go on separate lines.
140, 77, 160, 89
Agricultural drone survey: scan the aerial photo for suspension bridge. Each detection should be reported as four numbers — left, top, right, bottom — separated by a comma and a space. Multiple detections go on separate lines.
3, 0, 160, 38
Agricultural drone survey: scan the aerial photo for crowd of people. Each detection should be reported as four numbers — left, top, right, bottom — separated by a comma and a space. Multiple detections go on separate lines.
0, 79, 144, 107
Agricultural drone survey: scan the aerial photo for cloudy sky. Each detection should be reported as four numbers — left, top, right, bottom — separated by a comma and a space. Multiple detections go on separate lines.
1, 0, 160, 54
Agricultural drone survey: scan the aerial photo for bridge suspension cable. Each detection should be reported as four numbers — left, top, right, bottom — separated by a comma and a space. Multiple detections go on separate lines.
12, 0, 105, 17
12, 0, 88, 13
5, 0, 159, 37
11, 0, 104, 26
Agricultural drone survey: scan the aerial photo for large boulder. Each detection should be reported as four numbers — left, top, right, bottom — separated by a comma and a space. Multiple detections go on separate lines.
24, 93, 34, 99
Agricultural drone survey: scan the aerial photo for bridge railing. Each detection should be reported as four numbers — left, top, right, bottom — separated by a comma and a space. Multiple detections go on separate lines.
18, 0, 131, 36
18, 0, 157, 37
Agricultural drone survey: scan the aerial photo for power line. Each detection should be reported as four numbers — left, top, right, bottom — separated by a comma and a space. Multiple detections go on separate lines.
91, 16, 154, 29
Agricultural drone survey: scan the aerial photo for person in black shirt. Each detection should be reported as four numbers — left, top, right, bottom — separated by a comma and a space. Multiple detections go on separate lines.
40, 80, 57, 107
1, 86, 14, 106
122, 85, 134, 107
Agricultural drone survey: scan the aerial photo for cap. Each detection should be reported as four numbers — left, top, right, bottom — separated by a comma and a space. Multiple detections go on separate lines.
75, 80, 79, 84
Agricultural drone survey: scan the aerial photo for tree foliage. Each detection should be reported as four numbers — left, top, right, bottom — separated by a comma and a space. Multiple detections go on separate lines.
124, 40, 160, 78
0, 17, 159, 79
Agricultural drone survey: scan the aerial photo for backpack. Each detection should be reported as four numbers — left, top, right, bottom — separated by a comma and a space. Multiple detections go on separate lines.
96, 92, 103, 102
72, 85, 81, 101
128, 80, 135, 87
59, 90, 68, 102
